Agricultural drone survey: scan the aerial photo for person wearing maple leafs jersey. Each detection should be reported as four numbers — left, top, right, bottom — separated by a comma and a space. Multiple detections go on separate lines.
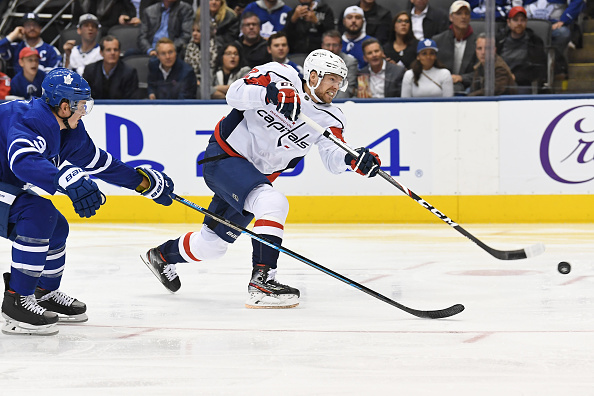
143, 49, 381, 309
0, 68, 174, 336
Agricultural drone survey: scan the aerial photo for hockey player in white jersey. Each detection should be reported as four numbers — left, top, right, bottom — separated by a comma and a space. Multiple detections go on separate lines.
143, 49, 381, 308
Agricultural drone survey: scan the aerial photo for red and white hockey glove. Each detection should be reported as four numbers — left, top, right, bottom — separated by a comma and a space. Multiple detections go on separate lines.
265, 81, 301, 121
345, 148, 381, 178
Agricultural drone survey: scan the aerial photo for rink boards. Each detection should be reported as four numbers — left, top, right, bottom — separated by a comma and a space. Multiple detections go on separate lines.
45, 96, 594, 223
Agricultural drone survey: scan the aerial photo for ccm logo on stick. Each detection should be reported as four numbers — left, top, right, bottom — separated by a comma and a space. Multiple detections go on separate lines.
417, 199, 458, 226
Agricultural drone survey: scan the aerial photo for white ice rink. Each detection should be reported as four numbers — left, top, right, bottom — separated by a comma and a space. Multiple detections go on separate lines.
0, 222, 593, 395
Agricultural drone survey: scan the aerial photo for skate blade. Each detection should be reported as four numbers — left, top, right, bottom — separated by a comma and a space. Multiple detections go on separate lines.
56, 312, 88, 323
245, 292, 299, 309
2, 315, 59, 336
139, 254, 179, 294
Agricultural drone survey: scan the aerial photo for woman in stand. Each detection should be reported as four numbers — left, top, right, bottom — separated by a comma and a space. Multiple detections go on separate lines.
196, 0, 239, 46
211, 42, 251, 99
401, 38, 454, 98
382, 11, 418, 69
184, 18, 219, 97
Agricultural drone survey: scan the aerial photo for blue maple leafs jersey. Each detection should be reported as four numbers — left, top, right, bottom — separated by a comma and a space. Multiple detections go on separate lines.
0, 98, 142, 194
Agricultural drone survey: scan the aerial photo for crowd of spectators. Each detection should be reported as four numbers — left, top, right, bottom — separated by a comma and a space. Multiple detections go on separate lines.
0, 0, 587, 101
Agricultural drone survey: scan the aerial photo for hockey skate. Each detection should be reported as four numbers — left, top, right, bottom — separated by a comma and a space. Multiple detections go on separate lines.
1, 273, 59, 336
141, 247, 181, 293
246, 264, 300, 309
35, 287, 88, 323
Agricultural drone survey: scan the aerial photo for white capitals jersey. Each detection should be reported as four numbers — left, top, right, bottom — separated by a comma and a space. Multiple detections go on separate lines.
220, 62, 349, 177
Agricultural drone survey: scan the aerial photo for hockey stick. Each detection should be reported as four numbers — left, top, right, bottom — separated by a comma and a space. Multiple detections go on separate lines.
299, 113, 545, 261
172, 194, 464, 319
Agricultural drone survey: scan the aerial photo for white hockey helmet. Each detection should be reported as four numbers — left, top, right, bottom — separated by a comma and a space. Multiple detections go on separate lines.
303, 49, 349, 93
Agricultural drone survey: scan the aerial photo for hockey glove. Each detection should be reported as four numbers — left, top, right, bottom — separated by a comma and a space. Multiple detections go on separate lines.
346, 148, 381, 178
54, 165, 104, 218
136, 167, 174, 206
265, 81, 301, 121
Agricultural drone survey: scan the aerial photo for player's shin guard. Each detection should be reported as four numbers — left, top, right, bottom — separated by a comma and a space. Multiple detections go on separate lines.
243, 186, 298, 308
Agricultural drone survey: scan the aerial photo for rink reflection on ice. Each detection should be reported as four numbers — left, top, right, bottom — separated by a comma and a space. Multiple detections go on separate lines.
0, 223, 593, 395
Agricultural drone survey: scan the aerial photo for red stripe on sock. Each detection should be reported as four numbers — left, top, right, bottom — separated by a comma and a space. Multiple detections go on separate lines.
254, 219, 284, 230
183, 233, 200, 262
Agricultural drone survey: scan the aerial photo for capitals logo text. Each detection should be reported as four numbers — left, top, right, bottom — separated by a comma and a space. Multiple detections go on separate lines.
256, 109, 310, 149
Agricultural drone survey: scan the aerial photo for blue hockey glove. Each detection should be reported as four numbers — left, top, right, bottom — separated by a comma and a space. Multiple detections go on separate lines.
345, 148, 381, 178
136, 167, 174, 206
265, 81, 301, 121
54, 165, 104, 218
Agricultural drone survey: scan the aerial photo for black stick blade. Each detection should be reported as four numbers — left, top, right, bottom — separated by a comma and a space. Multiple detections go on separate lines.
408, 304, 465, 319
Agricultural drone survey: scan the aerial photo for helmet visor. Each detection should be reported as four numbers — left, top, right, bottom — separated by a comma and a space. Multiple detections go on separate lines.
71, 98, 94, 116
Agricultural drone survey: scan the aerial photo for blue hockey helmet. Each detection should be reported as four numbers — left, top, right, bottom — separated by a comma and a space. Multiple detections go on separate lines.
41, 68, 94, 115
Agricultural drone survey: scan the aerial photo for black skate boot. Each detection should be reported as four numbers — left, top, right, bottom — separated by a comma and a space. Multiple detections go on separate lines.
246, 264, 300, 309
35, 287, 88, 323
1, 273, 59, 336
141, 247, 181, 293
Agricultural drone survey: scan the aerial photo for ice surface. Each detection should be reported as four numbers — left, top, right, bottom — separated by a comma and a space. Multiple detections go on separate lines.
0, 223, 593, 395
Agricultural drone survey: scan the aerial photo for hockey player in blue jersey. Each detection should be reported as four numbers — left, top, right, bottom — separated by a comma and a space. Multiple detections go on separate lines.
142, 49, 381, 309
0, 68, 174, 335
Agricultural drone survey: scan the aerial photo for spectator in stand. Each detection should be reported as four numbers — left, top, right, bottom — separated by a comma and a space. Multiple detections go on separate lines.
523, 0, 584, 75
357, 38, 405, 98
432, 0, 477, 94
234, 12, 272, 68
196, 0, 239, 46
136, 0, 194, 17
73, 0, 140, 35
138, 0, 194, 56
383, 12, 419, 69
185, 19, 219, 94
468, 0, 512, 21
285, 0, 335, 54
469, 33, 517, 96
339, 0, 392, 45
148, 37, 197, 99
410, 0, 450, 41
83, 36, 140, 99
321, 30, 357, 98
0, 72, 9, 99
496, 6, 547, 93
9, 48, 45, 100
243, 0, 292, 39
131, 0, 142, 17
342, 6, 375, 69
63, 14, 104, 76
0, 13, 61, 76
211, 42, 251, 99
267, 31, 303, 78
401, 38, 454, 97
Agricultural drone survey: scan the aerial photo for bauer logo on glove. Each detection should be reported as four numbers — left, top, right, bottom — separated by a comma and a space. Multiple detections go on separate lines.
136, 167, 175, 206
54, 165, 105, 218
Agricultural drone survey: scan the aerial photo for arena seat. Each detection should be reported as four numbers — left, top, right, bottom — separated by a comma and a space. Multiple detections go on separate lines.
108, 25, 141, 54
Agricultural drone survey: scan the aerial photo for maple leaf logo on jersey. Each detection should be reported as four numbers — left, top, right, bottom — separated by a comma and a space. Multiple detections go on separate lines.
63, 74, 73, 85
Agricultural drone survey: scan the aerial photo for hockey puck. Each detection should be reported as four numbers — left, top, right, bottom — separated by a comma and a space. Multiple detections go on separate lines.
558, 262, 571, 274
